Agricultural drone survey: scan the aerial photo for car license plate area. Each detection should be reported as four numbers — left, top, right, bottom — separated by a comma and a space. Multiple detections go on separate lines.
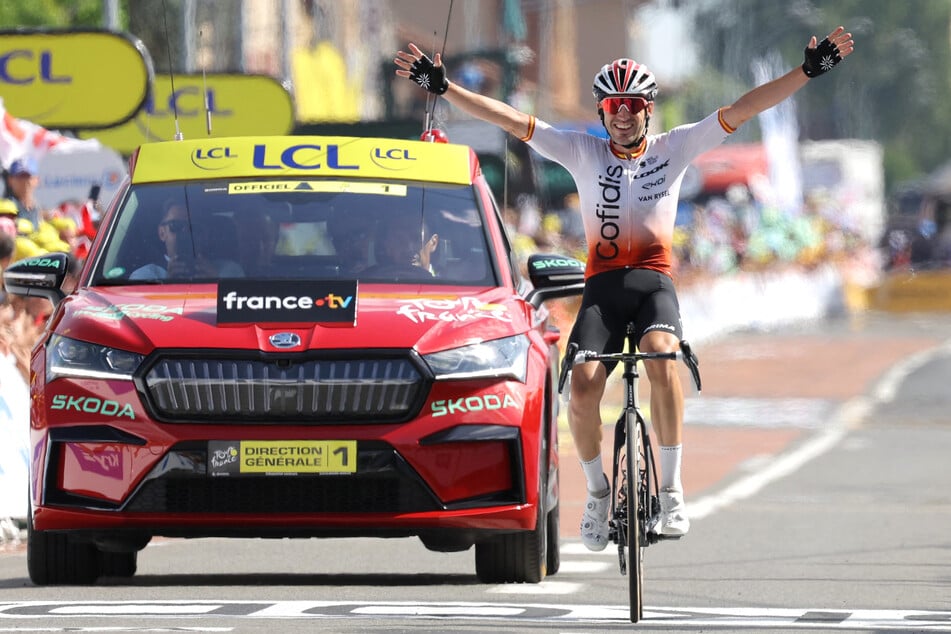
208, 440, 357, 476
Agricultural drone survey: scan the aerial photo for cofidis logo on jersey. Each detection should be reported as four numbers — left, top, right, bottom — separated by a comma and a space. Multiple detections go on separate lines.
217, 280, 357, 324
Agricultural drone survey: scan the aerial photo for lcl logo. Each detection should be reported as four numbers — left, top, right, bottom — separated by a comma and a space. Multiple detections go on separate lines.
191, 146, 238, 169
144, 87, 234, 117
370, 146, 418, 171
0, 50, 71, 85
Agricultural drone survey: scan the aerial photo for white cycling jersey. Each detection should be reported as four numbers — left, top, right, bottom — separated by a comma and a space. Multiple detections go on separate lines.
523, 109, 734, 279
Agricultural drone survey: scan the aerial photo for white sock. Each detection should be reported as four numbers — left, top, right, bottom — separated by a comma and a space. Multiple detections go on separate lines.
580, 455, 609, 495
659, 445, 683, 491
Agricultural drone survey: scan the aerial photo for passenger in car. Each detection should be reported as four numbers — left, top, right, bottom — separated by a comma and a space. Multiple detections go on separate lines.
363, 214, 439, 279
327, 208, 375, 275
235, 209, 278, 276
130, 202, 244, 280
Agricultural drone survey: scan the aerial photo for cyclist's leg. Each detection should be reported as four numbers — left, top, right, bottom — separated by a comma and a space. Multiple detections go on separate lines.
567, 273, 625, 550
566, 271, 625, 472
639, 329, 684, 448
568, 360, 608, 463
634, 274, 690, 535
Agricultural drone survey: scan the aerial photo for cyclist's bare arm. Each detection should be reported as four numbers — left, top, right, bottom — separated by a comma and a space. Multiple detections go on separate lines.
442, 81, 532, 139
395, 43, 531, 139
719, 26, 853, 131
719, 67, 809, 131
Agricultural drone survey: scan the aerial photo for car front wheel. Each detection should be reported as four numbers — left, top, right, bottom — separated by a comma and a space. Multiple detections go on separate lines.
28, 512, 99, 585
474, 473, 548, 583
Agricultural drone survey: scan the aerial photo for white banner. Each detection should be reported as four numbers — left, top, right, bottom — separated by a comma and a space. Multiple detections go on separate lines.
0, 355, 30, 520
1, 96, 101, 171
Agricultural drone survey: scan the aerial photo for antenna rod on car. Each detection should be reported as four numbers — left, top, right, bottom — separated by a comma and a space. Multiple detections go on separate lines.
422, 0, 454, 138
200, 29, 213, 136
162, 0, 184, 140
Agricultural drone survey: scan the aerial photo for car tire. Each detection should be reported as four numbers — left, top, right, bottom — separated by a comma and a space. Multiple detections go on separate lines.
99, 550, 138, 578
546, 502, 560, 576
474, 473, 548, 583
27, 510, 99, 586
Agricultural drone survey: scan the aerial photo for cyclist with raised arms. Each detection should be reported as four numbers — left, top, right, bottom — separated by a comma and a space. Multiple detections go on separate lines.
395, 26, 853, 550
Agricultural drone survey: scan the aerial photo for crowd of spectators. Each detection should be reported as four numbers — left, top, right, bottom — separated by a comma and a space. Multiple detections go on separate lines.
1, 158, 98, 389
505, 182, 875, 289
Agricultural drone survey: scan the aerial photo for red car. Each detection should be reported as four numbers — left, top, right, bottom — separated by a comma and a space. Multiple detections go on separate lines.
3, 134, 585, 585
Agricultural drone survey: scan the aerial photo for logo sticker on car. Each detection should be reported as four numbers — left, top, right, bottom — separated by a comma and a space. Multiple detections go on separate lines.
218, 280, 357, 324
431, 394, 519, 417
51, 395, 135, 419
396, 297, 511, 324
208, 440, 357, 475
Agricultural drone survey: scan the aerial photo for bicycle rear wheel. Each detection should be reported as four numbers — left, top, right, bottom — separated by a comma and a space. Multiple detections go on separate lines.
625, 409, 644, 623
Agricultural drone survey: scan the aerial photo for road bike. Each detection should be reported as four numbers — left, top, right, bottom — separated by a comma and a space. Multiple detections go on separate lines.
558, 326, 702, 622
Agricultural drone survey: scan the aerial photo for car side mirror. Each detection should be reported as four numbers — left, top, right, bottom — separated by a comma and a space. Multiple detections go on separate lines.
525, 253, 585, 309
2, 251, 69, 307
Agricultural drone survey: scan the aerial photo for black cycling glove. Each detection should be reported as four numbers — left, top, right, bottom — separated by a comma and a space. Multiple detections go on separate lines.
408, 53, 448, 95
802, 37, 842, 78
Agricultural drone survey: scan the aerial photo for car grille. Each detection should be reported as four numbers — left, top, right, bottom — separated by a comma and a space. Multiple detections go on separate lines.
123, 445, 440, 514
142, 354, 427, 422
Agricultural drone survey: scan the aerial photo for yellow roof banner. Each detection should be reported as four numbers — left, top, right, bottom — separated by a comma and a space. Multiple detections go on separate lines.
131, 136, 474, 186
79, 74, 295, 155
0, 29, 152, 129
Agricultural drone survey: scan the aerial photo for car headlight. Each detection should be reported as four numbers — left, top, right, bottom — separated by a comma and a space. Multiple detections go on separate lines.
423, 335, 529, 382
47, 334, 144, 382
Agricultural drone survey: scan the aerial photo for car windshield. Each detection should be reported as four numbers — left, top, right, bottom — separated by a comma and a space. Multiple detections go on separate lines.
91, 179, 496, 286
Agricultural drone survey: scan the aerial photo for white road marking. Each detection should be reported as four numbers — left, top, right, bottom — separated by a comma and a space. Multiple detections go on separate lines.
352, 605, 524, 616
487, 580, 583, 595
51, 605, 221, 615
555, 560, 612, 574
559, 542, 616, 557
2, 601, 950, 630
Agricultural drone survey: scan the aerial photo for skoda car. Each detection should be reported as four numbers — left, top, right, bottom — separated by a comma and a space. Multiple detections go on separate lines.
4, 134, 585, 585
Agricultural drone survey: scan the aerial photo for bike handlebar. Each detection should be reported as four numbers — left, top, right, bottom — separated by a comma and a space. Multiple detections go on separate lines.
557, 340, 702, 394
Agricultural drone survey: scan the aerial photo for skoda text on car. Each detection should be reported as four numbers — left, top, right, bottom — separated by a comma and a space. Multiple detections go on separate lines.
4, 134, 586, 585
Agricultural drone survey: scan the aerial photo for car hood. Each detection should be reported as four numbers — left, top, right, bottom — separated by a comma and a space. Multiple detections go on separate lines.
60, 285, 532, 355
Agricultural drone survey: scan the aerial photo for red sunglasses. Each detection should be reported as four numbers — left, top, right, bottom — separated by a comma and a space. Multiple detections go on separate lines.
599, 96, 649, 115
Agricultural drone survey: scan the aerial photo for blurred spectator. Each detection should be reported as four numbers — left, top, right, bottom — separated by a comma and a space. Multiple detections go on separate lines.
3, 157, 43, 231
0, 199, 17, 241
47, 216, 80, 254
0, 298, 43, 382
0, 232, 14, 280
29, 222, 70, 255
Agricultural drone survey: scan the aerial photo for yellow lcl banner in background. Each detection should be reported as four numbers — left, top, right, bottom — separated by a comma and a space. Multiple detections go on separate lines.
79, 74, 296, 155
0, 29, 152, 129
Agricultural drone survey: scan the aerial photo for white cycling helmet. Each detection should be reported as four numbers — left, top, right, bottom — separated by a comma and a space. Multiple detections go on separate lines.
592, 58, 658, 102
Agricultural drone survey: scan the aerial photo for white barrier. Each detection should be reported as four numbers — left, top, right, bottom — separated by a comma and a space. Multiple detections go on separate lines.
680, 264, 843, 344
0, 355, 30, 521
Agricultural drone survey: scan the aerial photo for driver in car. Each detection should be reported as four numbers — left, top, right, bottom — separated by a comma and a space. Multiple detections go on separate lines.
130, 202, 244, 280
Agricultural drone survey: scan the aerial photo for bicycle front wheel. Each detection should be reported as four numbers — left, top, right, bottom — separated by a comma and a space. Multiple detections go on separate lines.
625, 409, 644, 623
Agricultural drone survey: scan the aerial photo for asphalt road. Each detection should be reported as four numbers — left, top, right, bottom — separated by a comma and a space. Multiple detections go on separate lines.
2, 311, 951, 633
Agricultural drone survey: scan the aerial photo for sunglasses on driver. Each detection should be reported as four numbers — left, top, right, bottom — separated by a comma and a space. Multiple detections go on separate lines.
599, 96, 650, 115
160, 219, 190, 234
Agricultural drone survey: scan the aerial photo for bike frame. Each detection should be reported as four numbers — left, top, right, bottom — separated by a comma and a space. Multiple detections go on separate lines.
558, 331, 701, 624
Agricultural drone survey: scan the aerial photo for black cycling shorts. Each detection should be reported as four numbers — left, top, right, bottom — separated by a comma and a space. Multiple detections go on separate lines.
567, 268, 682, 372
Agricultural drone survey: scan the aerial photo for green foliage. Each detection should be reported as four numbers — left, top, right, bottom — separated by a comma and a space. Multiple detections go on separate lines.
690, 0, 951, 192
0, 0, 125, 29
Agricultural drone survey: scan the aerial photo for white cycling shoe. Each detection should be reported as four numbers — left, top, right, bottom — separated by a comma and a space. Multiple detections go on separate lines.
655, 488, 690, 536
580, 488, 611, 551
